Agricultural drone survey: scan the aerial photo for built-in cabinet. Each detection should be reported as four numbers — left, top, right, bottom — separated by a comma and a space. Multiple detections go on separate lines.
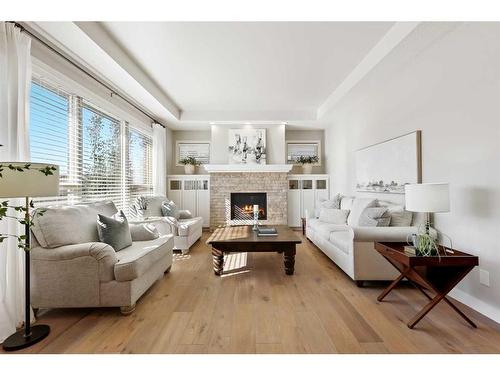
287, 174, 329, 227
167, 175, 210, 227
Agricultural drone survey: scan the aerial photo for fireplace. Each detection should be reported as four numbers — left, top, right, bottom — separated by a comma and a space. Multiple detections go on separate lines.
230, 192, 267, 220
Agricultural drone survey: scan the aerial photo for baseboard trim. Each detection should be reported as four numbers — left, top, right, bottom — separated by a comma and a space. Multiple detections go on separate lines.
449, 288, 500, 324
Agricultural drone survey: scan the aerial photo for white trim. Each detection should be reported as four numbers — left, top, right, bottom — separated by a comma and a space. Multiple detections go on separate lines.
448, 288, 500, 324
175, 140, 211, 166
285, 140, 322, 166
204, 164, 292, 173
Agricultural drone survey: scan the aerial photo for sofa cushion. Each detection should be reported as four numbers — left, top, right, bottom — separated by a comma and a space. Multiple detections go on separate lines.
161, 200, 180, 219
97, 210, 133, 251
340, 196, 355, 211
319, 208, 350, 225
359, 207, 391, 227
133, 196, 168, 218
347, 198, 378, 226
114, 234, 174, 282
177, 217, 203, 237
130, 223, 160, 241
32, 201, 118, 248
315, 221, 349, 239
389, 210, 413, 226
315, 194, 343, 217
328, 231, 352, 255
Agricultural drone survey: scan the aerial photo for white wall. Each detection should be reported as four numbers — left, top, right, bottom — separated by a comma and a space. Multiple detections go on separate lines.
210, 124, 286, 164
324, 22, 500, 322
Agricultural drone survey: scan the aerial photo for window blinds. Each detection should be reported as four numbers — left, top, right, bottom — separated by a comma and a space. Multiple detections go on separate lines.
29, 78, 154, 213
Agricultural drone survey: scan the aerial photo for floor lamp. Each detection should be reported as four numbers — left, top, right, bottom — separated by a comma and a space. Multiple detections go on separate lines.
0, 162, 59, 351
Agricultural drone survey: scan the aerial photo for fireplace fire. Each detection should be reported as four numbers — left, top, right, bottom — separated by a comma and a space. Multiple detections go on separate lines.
230, 192, 267, 220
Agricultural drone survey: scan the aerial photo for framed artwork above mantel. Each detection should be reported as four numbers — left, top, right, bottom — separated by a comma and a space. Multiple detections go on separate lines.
355, 131, 422, 195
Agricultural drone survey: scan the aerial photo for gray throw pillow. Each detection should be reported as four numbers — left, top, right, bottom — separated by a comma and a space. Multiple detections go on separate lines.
129, 223, 159, 241
389, 210, 413, 226
161, 200, 180, 219
97, 210, 132, 251
359, 207, 391, 227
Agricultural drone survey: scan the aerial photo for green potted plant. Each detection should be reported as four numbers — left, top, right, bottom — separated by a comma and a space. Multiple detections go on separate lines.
179, 156, 200, 175
296, 155, 319, 174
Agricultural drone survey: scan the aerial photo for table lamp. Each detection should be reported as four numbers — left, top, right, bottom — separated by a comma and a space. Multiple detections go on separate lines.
0, 162, 59, 351
405, 183, 450, 235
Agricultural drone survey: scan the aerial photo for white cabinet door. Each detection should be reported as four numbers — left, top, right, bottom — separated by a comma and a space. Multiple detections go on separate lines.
287, 190, 301, 227
302, 190, 315, 219
197, 179, 210, 227
183, 180, 198, 217
168, 179, 182, 207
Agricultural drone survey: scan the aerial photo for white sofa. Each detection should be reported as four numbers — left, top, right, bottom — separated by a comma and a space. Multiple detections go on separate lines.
30, 201, 174, 314
132, 196, 203, 254
306, 196, 424, 286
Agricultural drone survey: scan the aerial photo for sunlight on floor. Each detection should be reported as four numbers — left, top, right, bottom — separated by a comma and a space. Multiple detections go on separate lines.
173, 253, 191, 262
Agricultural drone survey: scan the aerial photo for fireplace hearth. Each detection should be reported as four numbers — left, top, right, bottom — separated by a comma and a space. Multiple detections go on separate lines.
230, 192, 267, 220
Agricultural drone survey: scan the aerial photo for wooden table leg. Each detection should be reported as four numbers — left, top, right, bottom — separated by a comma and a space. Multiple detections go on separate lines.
212, 247, 224, 276
284, 247, 296, 275
377, 273, 406, 302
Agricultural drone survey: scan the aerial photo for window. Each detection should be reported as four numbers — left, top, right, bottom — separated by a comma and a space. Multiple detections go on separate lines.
176, 141, 210, 165
286, 141, 321, 165
29, 78, 153, 213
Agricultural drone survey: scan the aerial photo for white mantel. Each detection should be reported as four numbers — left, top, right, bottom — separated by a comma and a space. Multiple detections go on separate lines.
204, 164, 293, 173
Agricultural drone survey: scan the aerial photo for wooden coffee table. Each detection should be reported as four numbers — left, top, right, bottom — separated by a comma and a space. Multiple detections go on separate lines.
374, 242, 479, 329
206, 225, 301, 276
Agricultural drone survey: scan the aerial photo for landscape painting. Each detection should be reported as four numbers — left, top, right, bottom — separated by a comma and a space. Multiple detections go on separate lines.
355, 131, 421, 194
228, 128, 266, 164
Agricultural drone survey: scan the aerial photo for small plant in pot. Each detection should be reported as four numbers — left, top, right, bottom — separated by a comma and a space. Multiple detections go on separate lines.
296, 155, 319, 174
179, 156, 200, 175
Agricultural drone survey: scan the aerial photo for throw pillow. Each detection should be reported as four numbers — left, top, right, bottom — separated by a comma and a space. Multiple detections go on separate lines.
347, 198, 378, 226
319, 208, 350, 225
129, 223, 160, 241
315, 193, 343, 218
161, 200, 180, 219
359, 207, 391, 227
97, 210, 132, 251
389, 210, 413, 226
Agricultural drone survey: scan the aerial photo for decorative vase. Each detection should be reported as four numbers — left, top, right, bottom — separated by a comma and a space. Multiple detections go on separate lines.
302, 164, 313, 174
184, 165, 195, 175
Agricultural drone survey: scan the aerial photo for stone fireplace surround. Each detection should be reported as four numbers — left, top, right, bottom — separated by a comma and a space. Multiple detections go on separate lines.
210, 172, 288, 228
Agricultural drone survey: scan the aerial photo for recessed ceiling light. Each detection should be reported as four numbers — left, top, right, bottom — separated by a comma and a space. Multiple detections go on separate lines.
245, 122, 251, 125
209, 122, 215, 125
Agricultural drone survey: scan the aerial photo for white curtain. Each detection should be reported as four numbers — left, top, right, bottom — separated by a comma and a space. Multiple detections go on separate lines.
0, 22, 32, 343
152, 123, 167, 196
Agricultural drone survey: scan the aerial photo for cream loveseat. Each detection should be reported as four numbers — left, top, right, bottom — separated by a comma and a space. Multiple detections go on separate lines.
30, 201, 174, 314
306, 196, 425, 286
132, 196, 203, 254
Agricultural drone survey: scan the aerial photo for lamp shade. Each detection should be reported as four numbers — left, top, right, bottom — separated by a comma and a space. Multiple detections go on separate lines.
0, 162, 60, 198
405, 183, 450, 213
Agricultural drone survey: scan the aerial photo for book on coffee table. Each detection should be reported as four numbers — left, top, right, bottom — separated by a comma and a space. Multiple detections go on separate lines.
257, 227, 278, 236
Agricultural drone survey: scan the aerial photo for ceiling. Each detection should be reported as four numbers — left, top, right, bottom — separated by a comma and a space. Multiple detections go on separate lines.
28, 21, 420, 129
101, 22, 392, 112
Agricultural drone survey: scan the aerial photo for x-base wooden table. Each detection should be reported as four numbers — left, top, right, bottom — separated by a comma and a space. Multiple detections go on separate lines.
207, 225, 301, 276
374, 242, 479, 329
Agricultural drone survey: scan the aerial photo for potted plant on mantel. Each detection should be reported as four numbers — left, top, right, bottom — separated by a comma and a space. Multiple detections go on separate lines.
179, 156, 200, 175
296, 155, 319, 174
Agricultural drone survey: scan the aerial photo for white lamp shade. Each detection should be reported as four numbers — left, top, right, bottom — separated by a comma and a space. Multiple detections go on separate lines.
0, 162, 60, 198
405, 183, 450, 213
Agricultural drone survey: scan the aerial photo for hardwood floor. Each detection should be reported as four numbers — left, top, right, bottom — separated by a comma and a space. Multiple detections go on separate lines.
4, 232, 500, 354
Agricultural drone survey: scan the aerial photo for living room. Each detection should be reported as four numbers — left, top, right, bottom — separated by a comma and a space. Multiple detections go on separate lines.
1, 0, 500, 372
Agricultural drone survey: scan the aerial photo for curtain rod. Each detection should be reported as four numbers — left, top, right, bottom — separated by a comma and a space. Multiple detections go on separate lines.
12, 21, 166, 129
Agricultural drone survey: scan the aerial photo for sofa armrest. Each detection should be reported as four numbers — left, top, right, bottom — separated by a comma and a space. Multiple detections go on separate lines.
31, 242, 118, 282
351, 226, 417, 242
